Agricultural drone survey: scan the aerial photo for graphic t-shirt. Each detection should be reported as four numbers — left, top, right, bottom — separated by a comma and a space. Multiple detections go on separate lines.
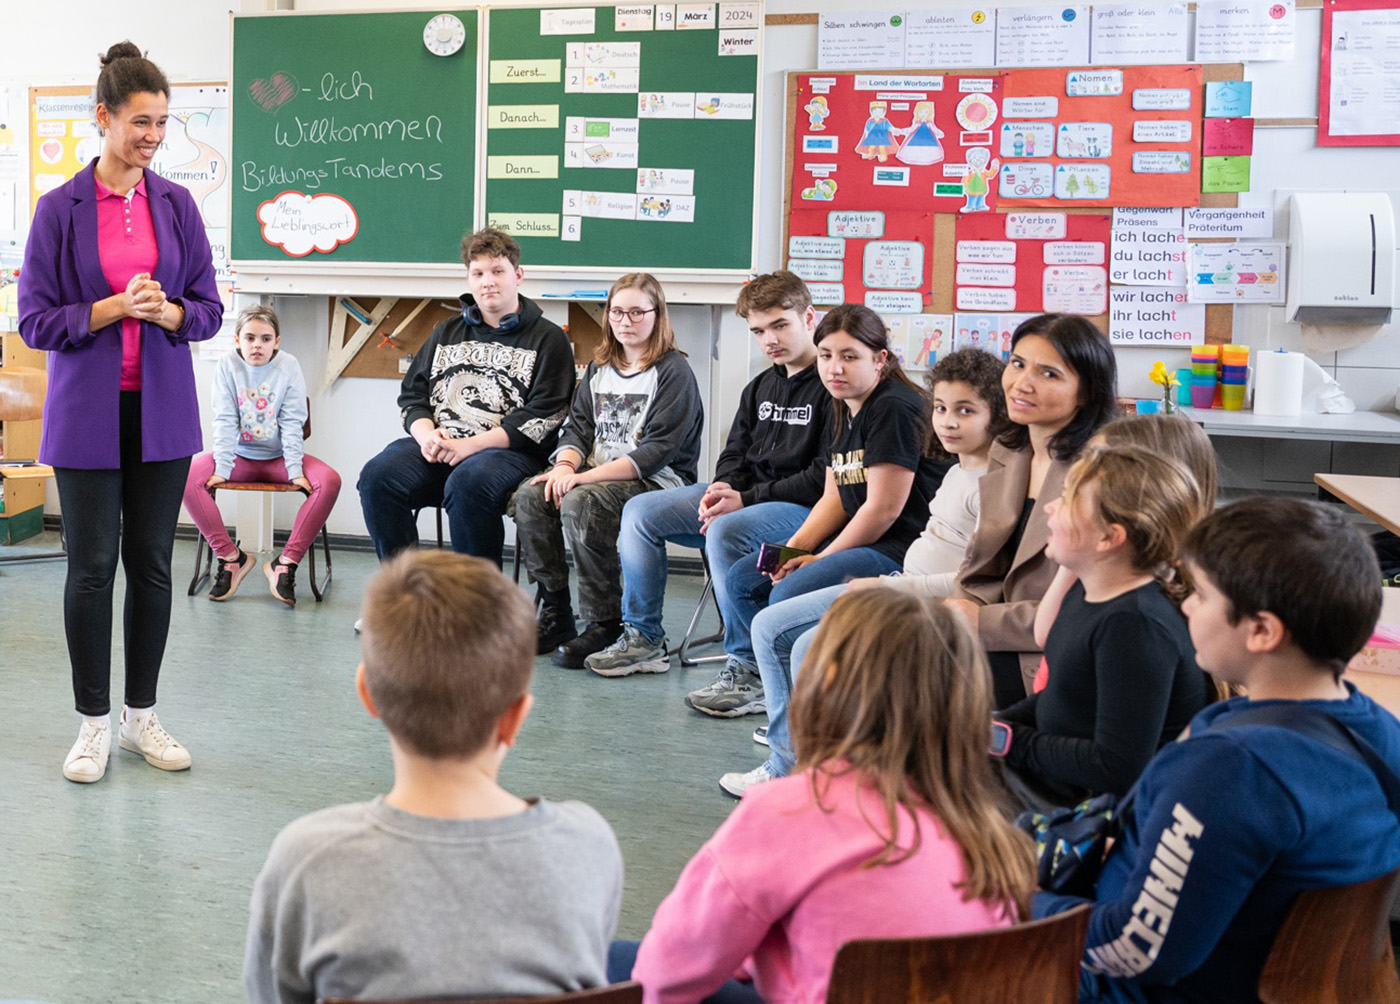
829, 379, 948, 562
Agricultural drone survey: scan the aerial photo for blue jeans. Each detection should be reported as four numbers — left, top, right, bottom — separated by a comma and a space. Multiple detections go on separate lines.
619, 483, 809, 656
607, 940, 765, 1004
357, 436, 541, 566
725, 546, 902, 667
751, 584, 847, 776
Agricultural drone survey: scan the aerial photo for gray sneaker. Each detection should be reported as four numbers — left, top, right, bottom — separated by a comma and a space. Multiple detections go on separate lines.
585, 624, 670, 677
685, 659, 766, 717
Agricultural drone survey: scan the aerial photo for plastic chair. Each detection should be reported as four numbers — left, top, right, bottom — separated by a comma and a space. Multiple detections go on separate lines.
824, 903, 1091, 1004
320, 980, 642, 1004
1257, 867, 1400, 1004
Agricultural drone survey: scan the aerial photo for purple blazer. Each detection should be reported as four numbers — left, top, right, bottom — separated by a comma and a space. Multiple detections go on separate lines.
18, 161, 223, 468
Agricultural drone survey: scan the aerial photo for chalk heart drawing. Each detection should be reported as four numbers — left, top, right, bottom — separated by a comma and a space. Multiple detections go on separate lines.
257, 191, 359, 257
248, 72, 299, 113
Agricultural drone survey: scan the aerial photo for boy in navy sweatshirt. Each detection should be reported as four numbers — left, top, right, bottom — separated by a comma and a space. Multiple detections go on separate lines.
1035, 497, 1400, 1004
580, 272, 828, 716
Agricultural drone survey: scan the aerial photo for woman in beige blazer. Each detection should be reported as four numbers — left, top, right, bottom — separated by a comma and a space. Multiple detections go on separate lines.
947, 315, 1120, 706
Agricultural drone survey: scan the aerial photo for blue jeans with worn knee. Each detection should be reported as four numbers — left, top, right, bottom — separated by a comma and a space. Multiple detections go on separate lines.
358, 436, 541, 566
725, 545, 902, 669
619, 484, 809, 655
751, 585, 846, 776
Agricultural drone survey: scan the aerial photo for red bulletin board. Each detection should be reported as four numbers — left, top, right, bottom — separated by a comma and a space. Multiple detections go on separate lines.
1319, 0, 1400, 147
786, 208, 936, 308
787, 72, 1006, 307
955, 212, 1112, 314
790, 73, 1007, 216
997, 65, 1203, 209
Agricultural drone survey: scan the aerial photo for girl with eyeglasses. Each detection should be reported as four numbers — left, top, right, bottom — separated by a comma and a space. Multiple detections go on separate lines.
511, 273, 705, 668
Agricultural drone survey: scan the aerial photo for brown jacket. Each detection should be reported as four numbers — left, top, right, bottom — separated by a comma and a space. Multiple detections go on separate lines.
954, 439, 1070, 691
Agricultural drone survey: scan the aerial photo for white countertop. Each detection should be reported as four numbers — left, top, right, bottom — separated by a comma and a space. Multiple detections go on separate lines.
1177, 406, 1400, 444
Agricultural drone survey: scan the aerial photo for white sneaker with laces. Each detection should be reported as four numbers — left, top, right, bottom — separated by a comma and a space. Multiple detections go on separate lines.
119, 711, 192, 772
719, 761, 779, 798
63, 720, 111, 783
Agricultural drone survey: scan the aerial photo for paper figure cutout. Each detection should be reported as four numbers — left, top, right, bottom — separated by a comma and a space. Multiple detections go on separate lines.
913, 325, 945, 367
804, 95, 829, 131
856, 101, 898, 162
960, 147, 999, 212
801, 178, 838, 201
896, 101, 946, 166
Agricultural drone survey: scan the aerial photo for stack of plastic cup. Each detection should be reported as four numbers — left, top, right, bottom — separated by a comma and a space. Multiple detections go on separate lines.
1190, 345, 1219, 409
1175, 368, 1192, 407
1219, 344, 1249, 410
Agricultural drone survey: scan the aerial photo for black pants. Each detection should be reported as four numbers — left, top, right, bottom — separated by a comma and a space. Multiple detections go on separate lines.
52, 392, 190, 716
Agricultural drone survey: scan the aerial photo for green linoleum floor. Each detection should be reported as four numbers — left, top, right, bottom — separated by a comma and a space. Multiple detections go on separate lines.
0, 532, 761, 1003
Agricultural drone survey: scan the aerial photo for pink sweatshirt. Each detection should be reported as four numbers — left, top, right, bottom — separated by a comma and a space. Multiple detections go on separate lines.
632, 767, 1015, 1004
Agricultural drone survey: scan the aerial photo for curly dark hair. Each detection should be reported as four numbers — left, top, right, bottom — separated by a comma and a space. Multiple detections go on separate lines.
925, 348, 1009, 455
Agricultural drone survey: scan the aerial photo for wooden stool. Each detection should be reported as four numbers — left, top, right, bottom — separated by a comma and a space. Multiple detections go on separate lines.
188, 481, 332, 601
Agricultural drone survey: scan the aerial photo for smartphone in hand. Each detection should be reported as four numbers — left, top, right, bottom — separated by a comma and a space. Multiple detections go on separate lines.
756, 542, 810, 575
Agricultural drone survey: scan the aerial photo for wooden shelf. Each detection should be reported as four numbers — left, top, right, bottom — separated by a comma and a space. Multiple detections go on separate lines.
0, 331, 48, 542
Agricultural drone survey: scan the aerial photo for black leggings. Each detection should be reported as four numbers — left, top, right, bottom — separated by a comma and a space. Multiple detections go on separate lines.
53, 392, 190, 716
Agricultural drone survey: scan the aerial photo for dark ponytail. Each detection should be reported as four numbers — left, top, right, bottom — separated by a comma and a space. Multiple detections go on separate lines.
96, 42, 170, 113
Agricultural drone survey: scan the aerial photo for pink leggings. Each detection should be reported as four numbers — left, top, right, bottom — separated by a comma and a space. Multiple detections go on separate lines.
183, 452, 342, 564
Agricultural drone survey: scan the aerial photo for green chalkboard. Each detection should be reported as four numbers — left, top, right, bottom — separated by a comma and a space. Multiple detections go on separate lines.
231, 11, 478, 264
484, 6, 759, 271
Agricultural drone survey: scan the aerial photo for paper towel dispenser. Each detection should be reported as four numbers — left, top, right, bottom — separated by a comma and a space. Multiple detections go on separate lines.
1286, 192, 1396, 325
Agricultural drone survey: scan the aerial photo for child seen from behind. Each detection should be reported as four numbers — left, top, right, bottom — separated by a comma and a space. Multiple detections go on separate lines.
244, 550, 623, 1003
615, 588, 1035, 1004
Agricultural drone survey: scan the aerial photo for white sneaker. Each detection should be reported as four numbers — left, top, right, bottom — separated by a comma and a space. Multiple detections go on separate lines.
719, 761, 779, 798
118, 711, 192, 772
63, 720, 111, 783
753, 726, 770, 746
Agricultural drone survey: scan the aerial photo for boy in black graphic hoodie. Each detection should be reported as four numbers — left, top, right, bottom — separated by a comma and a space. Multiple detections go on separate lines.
358, 227, 574, 568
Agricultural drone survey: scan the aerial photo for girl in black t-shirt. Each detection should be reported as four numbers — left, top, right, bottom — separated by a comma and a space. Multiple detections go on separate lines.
724, 305, 947, 655
992, 444, 1213, 805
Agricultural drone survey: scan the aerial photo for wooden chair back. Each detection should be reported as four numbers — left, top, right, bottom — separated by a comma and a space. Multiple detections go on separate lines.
320, 980, 642, 1004
0, 365, 46, 422
1258, 867, 1400, 1004
825, 903, 1091, 1004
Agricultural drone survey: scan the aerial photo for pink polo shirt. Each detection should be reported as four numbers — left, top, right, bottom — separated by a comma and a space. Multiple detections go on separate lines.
94, 173, 158, 391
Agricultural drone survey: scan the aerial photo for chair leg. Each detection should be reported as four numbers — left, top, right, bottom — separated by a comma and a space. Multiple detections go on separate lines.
678, 570, 728, 666
436, 506, 444, 549
188, 534, 213, 596
303, 528, 332, 603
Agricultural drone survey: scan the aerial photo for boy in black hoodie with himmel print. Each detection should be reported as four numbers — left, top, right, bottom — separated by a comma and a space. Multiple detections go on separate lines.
578, 272, 829, 717
358, 227, 574, 569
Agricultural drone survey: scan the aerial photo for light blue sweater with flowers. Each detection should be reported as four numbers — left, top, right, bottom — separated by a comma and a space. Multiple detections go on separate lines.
211, 349, 309, 480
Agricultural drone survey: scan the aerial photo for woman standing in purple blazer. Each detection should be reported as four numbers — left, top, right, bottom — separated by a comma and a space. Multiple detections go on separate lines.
19, 42, 223, 784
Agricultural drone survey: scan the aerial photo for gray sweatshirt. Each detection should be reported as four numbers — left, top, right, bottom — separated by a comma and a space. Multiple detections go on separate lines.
211, 349, 309, 480
244, 796, 623, 1004
553, 349, 703, 489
